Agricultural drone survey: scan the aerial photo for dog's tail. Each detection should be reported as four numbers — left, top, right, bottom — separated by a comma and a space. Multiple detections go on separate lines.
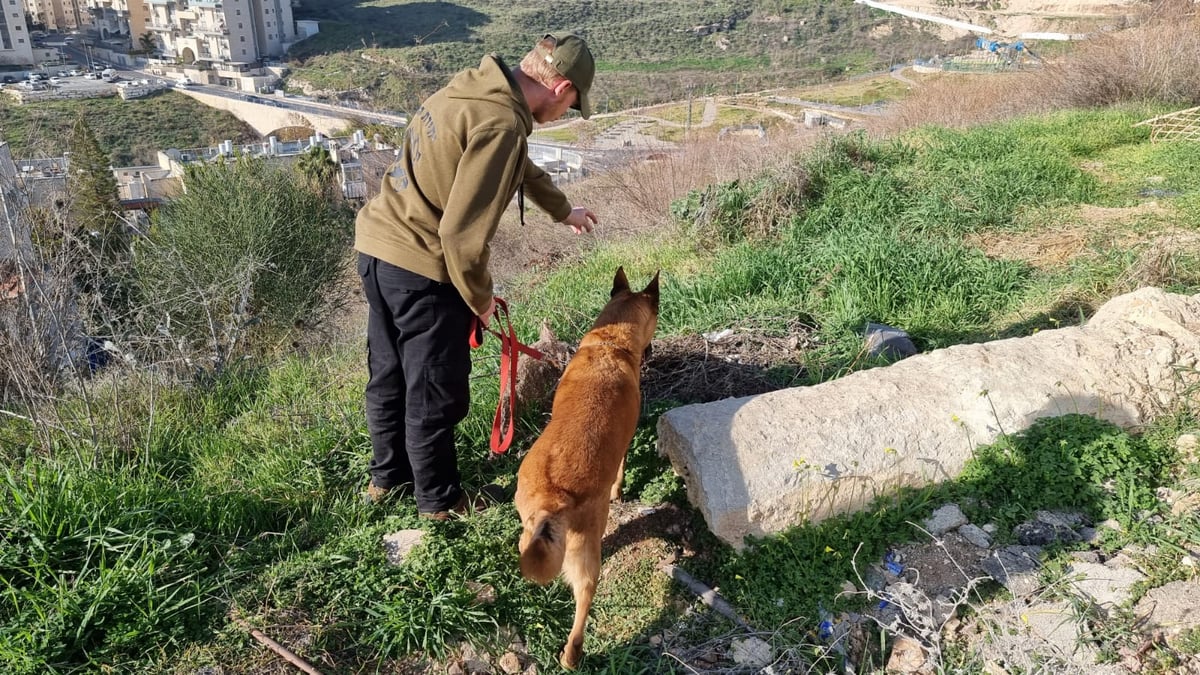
520, 510, 565, 585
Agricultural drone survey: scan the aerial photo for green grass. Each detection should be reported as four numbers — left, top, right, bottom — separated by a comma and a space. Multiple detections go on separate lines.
0, 91, 258, 165
4, 106, 1200, 672
789, 74, 913, 107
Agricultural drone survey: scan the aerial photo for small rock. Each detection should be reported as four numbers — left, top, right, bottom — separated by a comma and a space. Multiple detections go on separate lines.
497, 651, 523, 674
864, 321, 916, 360
1177, 433, 1198, 455
983, 660, 1008, 675
649, 634, 662, 647
958, 523, 991, 548
1035, 510, 1084, 529
982, 546, 1042, 597
982, 523, 998, 535
729, 636, 773, 668
466, 582, 496, 605
1014, 521, 1079, 546
1066, 562, 1146, 611
886, 635, 927, 673
446, 664, 465, 675
458, 643, 490, 675
703, 328, 734, 343
382, 529, 426, 566
863, 322, 918, 361
1133, 580, 1200, 639
924, 504, 967, 535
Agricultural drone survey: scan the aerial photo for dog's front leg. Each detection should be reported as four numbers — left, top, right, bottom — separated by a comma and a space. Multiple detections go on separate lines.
610, 455, 625, 503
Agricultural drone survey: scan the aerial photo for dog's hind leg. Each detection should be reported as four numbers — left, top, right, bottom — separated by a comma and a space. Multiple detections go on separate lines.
559, 521, 603, 670
610, 455, 625, 503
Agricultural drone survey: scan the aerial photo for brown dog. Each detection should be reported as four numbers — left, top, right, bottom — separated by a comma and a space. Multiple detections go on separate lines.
515, 267, 660, 670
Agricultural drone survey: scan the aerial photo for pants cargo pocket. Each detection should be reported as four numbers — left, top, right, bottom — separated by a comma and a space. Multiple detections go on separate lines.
408, 359, 471, 427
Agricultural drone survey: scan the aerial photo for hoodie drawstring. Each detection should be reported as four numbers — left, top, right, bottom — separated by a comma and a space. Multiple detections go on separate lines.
517, 184, 526, 226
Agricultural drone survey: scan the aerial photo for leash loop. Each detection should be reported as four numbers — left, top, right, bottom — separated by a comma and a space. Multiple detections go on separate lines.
469, 297, 543, 455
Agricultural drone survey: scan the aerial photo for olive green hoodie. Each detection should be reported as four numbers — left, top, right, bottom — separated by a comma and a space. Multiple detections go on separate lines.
354, 55, 572, 316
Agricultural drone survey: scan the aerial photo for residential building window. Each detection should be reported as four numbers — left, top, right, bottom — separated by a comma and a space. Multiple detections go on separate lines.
266, 21, 270, 27
239, 35, 244, 42
17, 37, 22, 43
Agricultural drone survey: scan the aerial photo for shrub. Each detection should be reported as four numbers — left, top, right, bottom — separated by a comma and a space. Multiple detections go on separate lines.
130, 156, 354, 370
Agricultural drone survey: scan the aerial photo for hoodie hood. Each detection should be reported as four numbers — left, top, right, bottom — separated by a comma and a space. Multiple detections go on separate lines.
444, 54, 533, 136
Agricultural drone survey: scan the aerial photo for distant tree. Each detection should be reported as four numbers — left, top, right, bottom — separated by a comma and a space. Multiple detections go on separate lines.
138, 32, 157, 55
67, 115, 132, 334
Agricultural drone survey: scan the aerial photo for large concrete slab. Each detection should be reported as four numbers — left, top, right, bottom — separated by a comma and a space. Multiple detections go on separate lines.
657, 288, 1200, 548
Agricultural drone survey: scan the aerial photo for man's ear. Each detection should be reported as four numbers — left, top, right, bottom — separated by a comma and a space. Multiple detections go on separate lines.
552, 80, 573, 98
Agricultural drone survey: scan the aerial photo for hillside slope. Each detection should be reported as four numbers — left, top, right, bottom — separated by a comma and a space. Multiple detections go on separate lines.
287, 0, 962, 114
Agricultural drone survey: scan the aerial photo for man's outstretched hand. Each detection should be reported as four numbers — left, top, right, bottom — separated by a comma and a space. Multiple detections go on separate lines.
561, 206, 598, 234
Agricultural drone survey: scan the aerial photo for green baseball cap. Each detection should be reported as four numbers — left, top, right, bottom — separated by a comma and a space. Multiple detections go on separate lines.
538, 32, 595, 119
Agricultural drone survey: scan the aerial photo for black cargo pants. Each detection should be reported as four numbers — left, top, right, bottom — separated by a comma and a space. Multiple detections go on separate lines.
358, 253, 473, 512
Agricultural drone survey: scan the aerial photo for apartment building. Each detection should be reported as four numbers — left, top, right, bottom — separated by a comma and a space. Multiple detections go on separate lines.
88, 0, 148, 45
22, 0, 88, 32
147, 0, 296, 66
0, 0, 34, 66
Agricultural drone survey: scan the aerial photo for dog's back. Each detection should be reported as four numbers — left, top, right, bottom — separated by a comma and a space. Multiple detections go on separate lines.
515, 267, 659, 669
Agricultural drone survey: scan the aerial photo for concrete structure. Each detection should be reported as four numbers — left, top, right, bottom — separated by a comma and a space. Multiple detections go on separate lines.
105, 129, 397, 205
0, 143, 32, 266
10, 153, 68, 212
147, 0, 296, 67
0, 0, 36, 66
170, 85, 406, 136
658, 288, 1200, 548
23, 0, 88, 32
87, 0, 148, 47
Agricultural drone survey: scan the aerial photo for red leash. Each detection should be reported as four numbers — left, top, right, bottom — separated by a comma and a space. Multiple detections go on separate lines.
469, 298, 543, 455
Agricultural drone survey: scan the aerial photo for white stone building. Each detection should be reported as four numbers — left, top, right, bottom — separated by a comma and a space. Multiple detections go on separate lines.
0, 0, 35, 65
147, 0, 296, 67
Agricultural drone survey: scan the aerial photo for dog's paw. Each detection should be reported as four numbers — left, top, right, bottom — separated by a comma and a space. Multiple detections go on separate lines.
560, 643, 583, 670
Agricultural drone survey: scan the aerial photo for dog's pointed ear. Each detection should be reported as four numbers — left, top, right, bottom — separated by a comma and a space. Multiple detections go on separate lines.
642, 270, 660, 299
611, 266, 629, 297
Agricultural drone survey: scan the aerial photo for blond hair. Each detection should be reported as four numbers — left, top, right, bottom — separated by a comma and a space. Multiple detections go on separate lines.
519, 36, 569, 88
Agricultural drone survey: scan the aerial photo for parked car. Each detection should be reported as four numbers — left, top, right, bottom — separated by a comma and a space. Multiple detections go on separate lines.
56, 71, 68, 77
83, 72, 97, 80
68, 69, 80, 76
1, 75, 14, 83
48, 77, 60, 85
